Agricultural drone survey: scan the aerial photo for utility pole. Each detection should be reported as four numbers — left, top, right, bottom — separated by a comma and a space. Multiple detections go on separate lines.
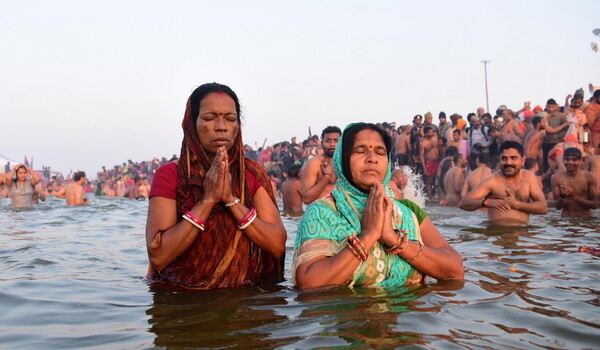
481, 60, 490, 113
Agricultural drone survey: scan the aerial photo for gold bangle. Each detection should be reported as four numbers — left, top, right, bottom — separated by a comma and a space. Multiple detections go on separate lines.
405, 240, 424, 262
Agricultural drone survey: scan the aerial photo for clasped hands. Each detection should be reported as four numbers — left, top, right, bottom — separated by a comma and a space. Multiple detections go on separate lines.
202, 147, 236, 205
359, 182, 397, 247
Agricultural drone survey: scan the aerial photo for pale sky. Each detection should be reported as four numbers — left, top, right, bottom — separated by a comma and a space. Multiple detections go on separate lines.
1, 0, 599, 177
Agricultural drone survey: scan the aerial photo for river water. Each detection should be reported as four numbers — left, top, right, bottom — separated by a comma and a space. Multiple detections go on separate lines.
1, 196, 599, 349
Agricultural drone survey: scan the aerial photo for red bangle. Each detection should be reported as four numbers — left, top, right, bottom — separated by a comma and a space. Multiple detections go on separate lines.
386, 229, 408, 254
184, 211, 206, 227
347, 235, 368, 261
237, 208, 257, 229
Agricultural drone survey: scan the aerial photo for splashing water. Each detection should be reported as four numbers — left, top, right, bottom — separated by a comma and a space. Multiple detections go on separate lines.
396, 165, 427, 208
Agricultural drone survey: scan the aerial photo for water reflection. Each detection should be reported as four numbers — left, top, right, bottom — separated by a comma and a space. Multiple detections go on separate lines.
146, 282, 290, 348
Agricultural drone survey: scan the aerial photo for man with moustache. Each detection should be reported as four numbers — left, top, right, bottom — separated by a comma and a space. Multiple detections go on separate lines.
459, 141, 547, 226
551, 147, 598, 218
301, 126, 341, 204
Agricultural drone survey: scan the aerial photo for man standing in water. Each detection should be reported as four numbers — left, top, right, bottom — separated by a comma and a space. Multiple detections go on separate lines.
301, 126, 341, 204
459, 141, 548, 225
420, 126, 440, 198
443, 153, 466, 206
461, 153, 492, 197
393, 125, 412, 166
281, 164, 304, 215
54, 171, 89, 206
551, 148, 598, 218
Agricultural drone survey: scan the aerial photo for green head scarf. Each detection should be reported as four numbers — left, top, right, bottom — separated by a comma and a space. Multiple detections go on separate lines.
330, 122, 396, 230
293, 122, 422, 287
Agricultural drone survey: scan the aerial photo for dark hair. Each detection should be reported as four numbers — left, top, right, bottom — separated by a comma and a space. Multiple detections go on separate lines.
467, 113, 476, 122
445, 146, 458, 157
453, 153, 463, 163
499, 140, 524, 157
438, 158, 452, 192
524, 158, 537, 170
423, 126, 433, 134
532, 116, 543, 128
341, 123, 392, 192
321, 126, 341, 140
73, 171, 86, 181
439, 136, 447, 145
287, 164, 302, 178
453, 129, 461, 135
593, 90, 600, 99
12, 165, 27, 182
439, 111, 446, 119
482, 113, 492, 120
190, 82, 241, 126
572, 94, 583, 101
564, 147, 582, 159
477, 153, 490, 164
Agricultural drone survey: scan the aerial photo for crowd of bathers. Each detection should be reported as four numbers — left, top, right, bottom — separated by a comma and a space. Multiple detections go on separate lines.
3, 87, 598, 214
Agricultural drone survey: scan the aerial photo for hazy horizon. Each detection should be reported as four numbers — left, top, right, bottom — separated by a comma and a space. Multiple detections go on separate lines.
2, 0, 599, 178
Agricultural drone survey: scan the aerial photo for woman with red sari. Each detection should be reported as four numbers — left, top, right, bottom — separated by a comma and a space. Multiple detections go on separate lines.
145, 83, 286, 289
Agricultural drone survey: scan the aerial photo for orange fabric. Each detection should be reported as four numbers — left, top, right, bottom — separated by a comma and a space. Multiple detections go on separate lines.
585, 101, 600, 132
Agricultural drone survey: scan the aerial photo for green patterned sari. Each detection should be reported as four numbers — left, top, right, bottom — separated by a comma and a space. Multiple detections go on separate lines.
292, 123, 427, 287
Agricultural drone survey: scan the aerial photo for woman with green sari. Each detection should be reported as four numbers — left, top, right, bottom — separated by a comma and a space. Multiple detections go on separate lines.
292, 123, 464, 289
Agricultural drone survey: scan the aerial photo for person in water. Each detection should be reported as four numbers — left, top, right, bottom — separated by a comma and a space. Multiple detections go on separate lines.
292, 123, 464, 289
145, 83, 286, 289
54, 171, 90, 206
551, 147, 598, 218
5, 164, 41, 209
301, 126, 341, 204
459, 141, 548, 226
281, 164, 304, 215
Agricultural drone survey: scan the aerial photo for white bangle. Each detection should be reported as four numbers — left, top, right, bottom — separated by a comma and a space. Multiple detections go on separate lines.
182, 214, 204, 231
238, 210, 257, 229
225, 198, 240, 207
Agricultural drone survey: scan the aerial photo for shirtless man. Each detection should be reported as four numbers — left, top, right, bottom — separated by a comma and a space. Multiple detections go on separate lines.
461, 153, 492, 197
447, 129, 461, 151
589, 155, 600, 194
393, 125, 412, 166
459, 141, 548, 226
524, 158, 543, 191
138, 177, 151, 198
501, 109, 523, 143
443, 153, 466, 206
281, 164, 304, 215
420, 126, 440, 198
551, 148, 598, 218
524, 116, 545, 162
124, 177, 142, 199
301, 126, 341, 204
54, 171, 89, 206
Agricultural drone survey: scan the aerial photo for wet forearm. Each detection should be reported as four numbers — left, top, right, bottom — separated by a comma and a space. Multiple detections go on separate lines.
515, 200, 548, 214
459, 196, 483, 211
302, 175, 331, 204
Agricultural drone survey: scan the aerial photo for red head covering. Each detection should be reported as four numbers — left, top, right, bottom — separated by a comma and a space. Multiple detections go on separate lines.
150, 93, 282, 289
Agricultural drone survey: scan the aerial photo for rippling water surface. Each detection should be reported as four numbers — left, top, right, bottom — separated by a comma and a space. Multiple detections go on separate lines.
1, 197, 599, 349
